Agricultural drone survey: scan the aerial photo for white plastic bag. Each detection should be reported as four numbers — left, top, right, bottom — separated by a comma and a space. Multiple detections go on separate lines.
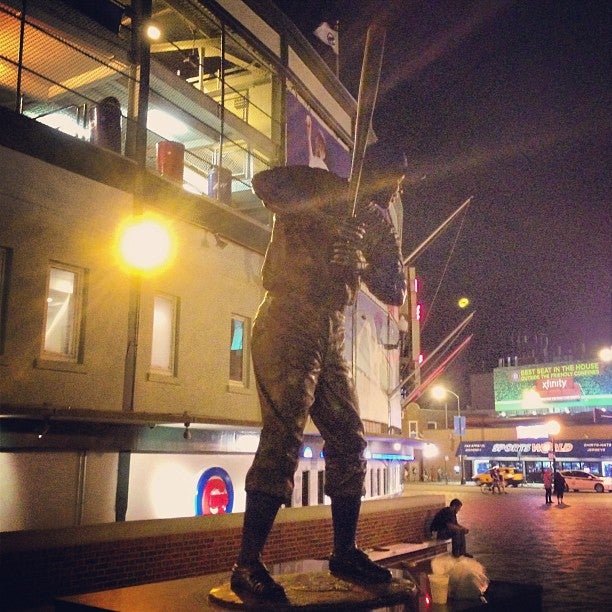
431, 553, 458, 576
430, 553, 489, 600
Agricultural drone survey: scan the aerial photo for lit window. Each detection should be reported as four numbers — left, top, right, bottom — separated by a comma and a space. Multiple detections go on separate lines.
43, 264, 85, 361
229, 315, 249, 384
151, 294, 179, 375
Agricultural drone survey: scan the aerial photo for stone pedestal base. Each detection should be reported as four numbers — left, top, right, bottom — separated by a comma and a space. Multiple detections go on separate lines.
209, 571, 416, 610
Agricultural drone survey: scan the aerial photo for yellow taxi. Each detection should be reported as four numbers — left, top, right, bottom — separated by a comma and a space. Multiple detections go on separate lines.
473, 467, 524, 487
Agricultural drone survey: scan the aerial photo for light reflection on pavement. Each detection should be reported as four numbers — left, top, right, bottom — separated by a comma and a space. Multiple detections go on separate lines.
402, 483, 612, 611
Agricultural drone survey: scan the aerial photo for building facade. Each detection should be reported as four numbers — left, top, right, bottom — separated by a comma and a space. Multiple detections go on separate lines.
0, 0, 413, 533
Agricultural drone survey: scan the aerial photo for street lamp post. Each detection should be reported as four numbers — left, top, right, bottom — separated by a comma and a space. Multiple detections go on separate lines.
547, 420, 561, 472
550, 434, 556, 472
116, 215, 173, 523
450, 390, 466, 485
432, 385, 465, 484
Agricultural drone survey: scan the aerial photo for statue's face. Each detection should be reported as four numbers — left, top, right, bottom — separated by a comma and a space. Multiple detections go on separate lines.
360, 170, 405, 210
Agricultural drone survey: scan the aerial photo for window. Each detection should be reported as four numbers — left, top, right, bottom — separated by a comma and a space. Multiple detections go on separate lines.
42, 264, 86, 361
0, 247, 10, 354
229, 315, 249, 384
301, 471, 310, 507
150, 294, 179, 376
427, 421, 438, 430
317, 470, 325, 505
408, 420, 419, 438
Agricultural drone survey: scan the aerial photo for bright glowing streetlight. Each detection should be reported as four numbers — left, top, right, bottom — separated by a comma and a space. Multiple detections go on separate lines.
431, 385, 465, 484
118, 216, 174, 273
144, 22, 162, 41
423, 443, 439, 459
599, 346, 612, 363
422, 443, 439, 482
546, 420, 561, 436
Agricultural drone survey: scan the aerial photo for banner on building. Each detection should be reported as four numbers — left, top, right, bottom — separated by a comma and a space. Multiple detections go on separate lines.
285, 93, 351, 178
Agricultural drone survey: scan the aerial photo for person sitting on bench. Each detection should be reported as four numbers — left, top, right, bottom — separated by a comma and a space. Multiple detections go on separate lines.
430, 498, 473, 558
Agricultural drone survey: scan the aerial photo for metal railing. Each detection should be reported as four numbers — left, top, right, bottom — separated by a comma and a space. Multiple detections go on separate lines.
0, 1, 278, 226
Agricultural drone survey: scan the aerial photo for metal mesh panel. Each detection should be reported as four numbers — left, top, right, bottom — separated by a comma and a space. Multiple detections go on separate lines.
1, 0, 274, 225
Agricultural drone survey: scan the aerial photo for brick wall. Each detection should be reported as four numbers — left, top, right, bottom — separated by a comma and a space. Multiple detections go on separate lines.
0, 495, 444, 607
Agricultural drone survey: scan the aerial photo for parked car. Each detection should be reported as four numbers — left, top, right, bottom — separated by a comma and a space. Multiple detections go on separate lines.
559, 470, 612, 493
472, 467, 524, 487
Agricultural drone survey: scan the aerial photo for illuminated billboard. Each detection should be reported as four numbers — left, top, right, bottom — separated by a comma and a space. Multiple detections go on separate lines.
493, 360, 612, 413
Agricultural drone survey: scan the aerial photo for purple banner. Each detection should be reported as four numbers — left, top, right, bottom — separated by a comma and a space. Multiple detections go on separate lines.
286, 93, 351, 178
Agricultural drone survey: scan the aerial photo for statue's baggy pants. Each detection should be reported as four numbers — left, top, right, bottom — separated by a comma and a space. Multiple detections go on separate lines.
245, 294, 367, 504
233, 165, 405, 581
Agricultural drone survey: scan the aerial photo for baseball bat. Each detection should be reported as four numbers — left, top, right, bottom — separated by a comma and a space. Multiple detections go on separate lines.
349, 22, 386, 216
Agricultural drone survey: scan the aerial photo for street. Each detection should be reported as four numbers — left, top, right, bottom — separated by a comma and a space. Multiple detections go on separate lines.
402, 482, 612, 611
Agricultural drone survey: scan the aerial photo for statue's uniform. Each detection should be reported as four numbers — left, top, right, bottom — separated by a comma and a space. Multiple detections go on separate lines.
245, 167, 406, 504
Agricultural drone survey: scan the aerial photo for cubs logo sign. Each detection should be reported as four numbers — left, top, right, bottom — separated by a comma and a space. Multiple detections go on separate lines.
195, 467, 234, 516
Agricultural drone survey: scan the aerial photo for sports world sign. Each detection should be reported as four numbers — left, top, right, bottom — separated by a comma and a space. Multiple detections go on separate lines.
459, 439, 612, 459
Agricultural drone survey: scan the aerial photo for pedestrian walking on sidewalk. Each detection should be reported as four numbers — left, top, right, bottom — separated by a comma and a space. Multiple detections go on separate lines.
553, 470, 566, 505
497, 468, 508, 494
543, 468, 553, 504
490, 466, 501, 494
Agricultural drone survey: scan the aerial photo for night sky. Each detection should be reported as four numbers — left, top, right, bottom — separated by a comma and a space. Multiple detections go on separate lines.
274, 0, 611, 393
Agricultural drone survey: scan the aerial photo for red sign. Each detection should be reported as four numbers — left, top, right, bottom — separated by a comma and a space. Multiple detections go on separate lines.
535, 377, 582, 401
202, 476, 229, 514
195, 467, 234, 516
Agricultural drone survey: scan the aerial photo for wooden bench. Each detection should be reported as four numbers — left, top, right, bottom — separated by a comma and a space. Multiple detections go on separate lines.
367, 539, 451, 565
